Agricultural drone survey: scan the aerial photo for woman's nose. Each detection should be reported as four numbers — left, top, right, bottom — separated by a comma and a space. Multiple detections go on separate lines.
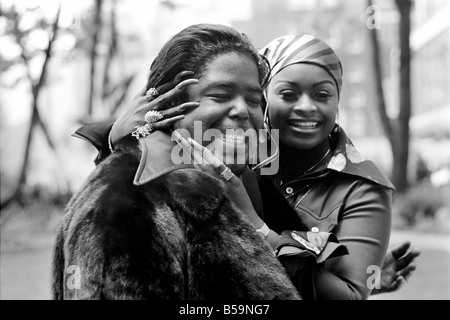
293, 93, 317, 113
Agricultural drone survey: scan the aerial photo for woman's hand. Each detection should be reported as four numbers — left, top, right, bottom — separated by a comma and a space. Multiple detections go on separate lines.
173, 131, 286, 252
173, 130, 263, 228
110, 71, 200, 147
372, 241, 421, 295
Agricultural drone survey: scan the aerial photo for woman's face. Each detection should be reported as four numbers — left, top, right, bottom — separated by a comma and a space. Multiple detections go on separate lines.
176, 52, 263, 168
267, 63, 339, 151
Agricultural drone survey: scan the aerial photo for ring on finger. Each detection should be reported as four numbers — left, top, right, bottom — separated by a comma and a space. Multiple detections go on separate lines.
146, 87, 159, 101
131, 123, 153, 140
145, 110, 164, 124
219, 167, 233, 181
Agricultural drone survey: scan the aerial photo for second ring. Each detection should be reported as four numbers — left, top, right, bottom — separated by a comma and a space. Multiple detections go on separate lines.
145, 110, 164, 124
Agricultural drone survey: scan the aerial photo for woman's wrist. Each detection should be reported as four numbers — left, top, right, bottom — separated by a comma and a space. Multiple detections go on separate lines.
266, 230, 282, 252
256, 223, 270, 239
254, 222, 281, 252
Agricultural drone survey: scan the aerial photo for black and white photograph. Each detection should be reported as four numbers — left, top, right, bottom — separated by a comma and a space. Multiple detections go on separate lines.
1, 0, 449, 303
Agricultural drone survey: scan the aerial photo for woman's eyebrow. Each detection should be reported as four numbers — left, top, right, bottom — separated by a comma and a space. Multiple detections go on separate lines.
275, 80, 334, 88
203, 82, 263, 94
275, 80, 298, 87
312, 80, 334, 87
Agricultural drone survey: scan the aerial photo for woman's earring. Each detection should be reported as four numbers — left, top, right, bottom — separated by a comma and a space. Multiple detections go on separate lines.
329, 114, 340, 140
333, 114, 341, 134
262, 94, 271, 132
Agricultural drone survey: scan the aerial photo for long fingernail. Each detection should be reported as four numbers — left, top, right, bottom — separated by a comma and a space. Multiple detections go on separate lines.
176, 79, 199, 91
173, 130, 183, 142
187, 137, 198, 147
176, 71, 195, 82
173, 130, 189, 147
180, 102, 200, 111
168, 115, 185, 122
259, 131, 267, 144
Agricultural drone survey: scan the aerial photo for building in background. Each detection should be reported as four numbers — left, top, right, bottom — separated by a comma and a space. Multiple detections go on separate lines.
409, 0, 450, 174
373, 0, 450, 172
410, 0, 450, 140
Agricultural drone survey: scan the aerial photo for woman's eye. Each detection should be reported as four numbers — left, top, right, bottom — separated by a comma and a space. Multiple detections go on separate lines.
315, 91, 332, 100
208, 94, 230, 102
246, 97, 262, 106
280, 90, 297, 100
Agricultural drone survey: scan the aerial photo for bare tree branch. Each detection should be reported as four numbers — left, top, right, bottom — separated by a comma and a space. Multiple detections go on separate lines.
1, 4, 62, 211
367, 0, 394, 143
102, 0, 118, 101
393, 0, 413, 192
87, 0, 104, 116
366, 0, 413, 192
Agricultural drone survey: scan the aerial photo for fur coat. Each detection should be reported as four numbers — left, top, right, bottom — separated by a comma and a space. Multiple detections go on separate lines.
52, 141, 300, 300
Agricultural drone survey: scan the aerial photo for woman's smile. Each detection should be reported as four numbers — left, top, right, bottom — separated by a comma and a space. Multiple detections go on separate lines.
267, 63, 339, 150
288, 118, 323, 132
180, 52, 262, 167
221, 133, 246, 145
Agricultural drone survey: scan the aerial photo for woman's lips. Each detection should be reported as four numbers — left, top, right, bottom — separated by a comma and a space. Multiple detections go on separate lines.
288, 120, 321, 130
221, 133, 245, 145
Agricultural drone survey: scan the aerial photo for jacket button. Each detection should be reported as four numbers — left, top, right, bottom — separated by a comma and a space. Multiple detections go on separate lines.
286, 187, 293, 194
311, 227, 319, 232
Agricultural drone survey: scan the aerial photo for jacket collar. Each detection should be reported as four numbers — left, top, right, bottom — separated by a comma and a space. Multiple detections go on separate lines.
325, 127, 395, 190
133, 131, 193, 185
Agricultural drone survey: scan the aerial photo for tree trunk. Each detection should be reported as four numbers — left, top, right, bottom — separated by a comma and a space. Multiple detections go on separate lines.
367, 0, 394, 150
393, 0, 413, 192
367, 0, 412, 192
0, 5, 61, 212
87, 0, 103, 116
102, 0, 117, 103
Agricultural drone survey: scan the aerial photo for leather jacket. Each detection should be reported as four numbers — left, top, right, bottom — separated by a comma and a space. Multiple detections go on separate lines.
259, 128, 394, 299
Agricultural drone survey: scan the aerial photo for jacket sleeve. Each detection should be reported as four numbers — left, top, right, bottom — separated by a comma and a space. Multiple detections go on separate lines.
279, 181, 392, 300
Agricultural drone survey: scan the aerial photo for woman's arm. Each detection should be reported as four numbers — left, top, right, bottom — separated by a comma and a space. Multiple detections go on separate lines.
281, 182, 392, 300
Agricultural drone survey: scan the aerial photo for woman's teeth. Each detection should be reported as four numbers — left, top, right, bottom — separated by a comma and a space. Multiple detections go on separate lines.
222, 134, 245, 144
291, 121, 319, 128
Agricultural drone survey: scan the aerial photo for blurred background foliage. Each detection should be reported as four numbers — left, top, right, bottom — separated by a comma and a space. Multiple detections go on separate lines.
0, 0, 449, 299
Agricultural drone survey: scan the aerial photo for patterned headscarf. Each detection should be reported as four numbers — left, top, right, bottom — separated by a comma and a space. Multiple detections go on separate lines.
260, 34, 343, 97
